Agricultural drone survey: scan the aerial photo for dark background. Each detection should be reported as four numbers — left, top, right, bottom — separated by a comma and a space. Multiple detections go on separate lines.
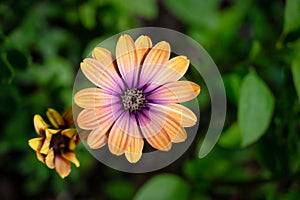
1, 0, 300, 199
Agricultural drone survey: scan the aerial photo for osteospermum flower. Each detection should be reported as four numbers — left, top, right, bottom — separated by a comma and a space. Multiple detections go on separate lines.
74, 34, 200, 163
28, 107, 80, 179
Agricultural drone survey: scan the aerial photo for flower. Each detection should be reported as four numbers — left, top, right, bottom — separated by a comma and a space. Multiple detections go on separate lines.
74, 34, 200, 163
28, 107, 80, 179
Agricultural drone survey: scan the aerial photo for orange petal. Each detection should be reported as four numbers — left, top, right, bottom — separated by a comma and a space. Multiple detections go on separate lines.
161, 118, 187, 143
45, 148, 55, 169
55, 155, 71, 179
61, 128, 77, 138
137, 109, 171, 151
40, 129, 53, 154
116, 34, 138, 88
146, 103, 190, 142
62, 152, 80, 167
92, 47, 115, 66
108, 112, 135, 155
135, 35, 152, 67
151, 103, 197, 127
172, 127, 187, 143
81, 58, 124, 94
151, 56, 190, 85
62, 106, 74, 127
139, 41, 170, 87
125, 136, 144, 163
69, 139, 76, 150
108, 141, 124, 156
74, 88, 119, 109
87, 127, 108, 149
28, 138, 43, 151
77, 104, 122, 130
36, 151, 45, 163
147, 81, 200, 103
145, 131, 172, 151
33, 114, 49, 136
46, 108, 65, 129
47, 129, 60, 134
77, 109, 98, 130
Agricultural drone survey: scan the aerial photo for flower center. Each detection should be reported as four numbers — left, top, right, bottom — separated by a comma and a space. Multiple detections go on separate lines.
121, 88, 146, 112
51, 133, 70, 154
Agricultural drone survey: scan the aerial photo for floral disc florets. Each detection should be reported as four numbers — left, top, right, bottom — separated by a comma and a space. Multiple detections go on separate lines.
121, 88, 146, 112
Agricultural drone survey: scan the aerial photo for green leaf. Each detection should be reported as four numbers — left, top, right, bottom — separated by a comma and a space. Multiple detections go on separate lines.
292, 57, 300, 100
249, 40, 262, 61
118, 0, 158, 19
0, 53, 14, 84
223, 73, 242, 105
238, 73, 275, 147
163, 0, 219, 29
105, 180, 135, 200
5, 48, 30, 70
218, 122, 242, 148
283, 0, 300, 34
79, 3, 97, 30
134, 174, 189, 200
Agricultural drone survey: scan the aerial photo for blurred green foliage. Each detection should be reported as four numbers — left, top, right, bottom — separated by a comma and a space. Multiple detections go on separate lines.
1, 0, 300, 199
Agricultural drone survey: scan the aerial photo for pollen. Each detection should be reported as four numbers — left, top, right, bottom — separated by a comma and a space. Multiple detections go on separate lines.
121, 88, 146, 112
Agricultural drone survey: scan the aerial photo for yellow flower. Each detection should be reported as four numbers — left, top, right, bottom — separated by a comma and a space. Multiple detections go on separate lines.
28, 107, 80, 179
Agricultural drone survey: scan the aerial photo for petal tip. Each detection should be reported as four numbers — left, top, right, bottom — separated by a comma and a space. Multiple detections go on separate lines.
28, 138, 42, 151
194, 83, 201, 95
135, 35, 152, 48
108, 141, 125, 156
33, 114, 48, 135
125, 152, 142, 163
162, 143, 172, 151
156, 41, 170, 50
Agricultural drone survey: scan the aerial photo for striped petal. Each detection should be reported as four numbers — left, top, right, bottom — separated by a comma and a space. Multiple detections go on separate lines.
62, 152, 80, 167
125, 136, 144, 163
108, 112, 137, 155
150, 56, 189, 85
150, 103, 197, 127
135, 35, 152, 67
46, 108, 65, 129
77, 104, 123, 130
162, 120, 187, 143
81, 58, 124, 94
92, 47, 115, 66
138, 41, 170, 88
116, 34, 138, 88
33, 115, 49, 136
147, 81, 200, 103
137, 108, 171, 151
148, 103, 187, 142
92, 47, 124, 90
171, 126, 187, 143
87, 126, 108, 149
55, 155, 71, 179
144, 130, 171, 151
77, 109, 98, 130
74, 88, 119, 109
